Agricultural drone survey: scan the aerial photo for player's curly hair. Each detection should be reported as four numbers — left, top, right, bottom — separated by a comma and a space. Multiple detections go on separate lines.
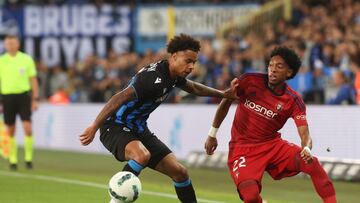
167, 33, 201, 54
270, 46, 302, 79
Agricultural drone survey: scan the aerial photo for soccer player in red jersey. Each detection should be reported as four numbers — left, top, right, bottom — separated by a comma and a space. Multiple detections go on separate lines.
204, 46, 337, 203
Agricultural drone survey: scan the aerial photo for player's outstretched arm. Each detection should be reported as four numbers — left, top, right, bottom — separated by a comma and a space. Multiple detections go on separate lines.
180, 78, 239, 100
79, 87, 136, 145
297, 125, 313, 163
205, 98, 234, 155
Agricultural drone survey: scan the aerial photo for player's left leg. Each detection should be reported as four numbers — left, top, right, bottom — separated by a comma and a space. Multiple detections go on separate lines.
2, 94, 18, 170
153, 153, 196, 203
19, 93, 34, 169
298, 156, 336, 203
22, 121, 33, 169
268, 140, 336, 203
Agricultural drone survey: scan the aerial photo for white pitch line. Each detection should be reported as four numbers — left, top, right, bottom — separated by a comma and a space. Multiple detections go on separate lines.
0, 170, 226, 203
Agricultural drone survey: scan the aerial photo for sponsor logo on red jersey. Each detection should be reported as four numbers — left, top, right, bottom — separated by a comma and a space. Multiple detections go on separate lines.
244, 99, 278, 119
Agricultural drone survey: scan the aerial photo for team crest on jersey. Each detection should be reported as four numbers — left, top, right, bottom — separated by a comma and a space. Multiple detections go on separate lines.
19, 67, 25, 76
147, 62, 159, 71
276, 103, 283, 112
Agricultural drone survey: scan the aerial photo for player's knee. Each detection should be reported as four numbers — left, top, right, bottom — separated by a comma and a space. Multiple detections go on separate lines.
6, 125, 16, 136
301, 156, 322, 174
23, 127, 32, 135
238, 180, 262, 203
22, 122, 32, 135
131, 148, 151, 166
171, 163, 189, 182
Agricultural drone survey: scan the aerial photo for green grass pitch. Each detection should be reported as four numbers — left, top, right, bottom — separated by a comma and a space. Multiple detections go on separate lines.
0, 148, 359, 203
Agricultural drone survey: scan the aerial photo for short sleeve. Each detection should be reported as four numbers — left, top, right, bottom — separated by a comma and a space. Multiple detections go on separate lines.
175, 77, 187, 87
236, 74, 250, 96
26, 55, 37, 77
291, 96, 308, 127
130, 71, 162, 101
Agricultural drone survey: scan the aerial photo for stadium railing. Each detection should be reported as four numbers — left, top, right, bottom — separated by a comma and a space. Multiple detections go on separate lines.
186, 151, 360, 182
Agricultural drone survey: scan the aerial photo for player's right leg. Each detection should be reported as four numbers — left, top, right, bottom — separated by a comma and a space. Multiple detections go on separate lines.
2, 94, 18, 170
298, 156, 336, 203
122, 140, 150, 176
138, 129, 196, 203
153, 153, 197, 203
6, 125, 17, 170
237, 180, 263, 203
99, 125, 149, 176
268, 140, 336, 203
227, 142, 274, 203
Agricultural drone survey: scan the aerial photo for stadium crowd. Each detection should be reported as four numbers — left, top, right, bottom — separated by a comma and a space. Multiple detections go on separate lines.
29, 0, 360, 105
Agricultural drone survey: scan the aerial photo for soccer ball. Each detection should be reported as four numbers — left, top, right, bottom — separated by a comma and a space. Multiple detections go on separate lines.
108, 171, 142, 203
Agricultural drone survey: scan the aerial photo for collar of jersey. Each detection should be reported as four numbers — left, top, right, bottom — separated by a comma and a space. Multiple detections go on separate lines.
264, 76, 287, 96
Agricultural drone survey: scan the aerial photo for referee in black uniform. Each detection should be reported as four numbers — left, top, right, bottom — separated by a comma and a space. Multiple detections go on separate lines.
80, 34, 238, 203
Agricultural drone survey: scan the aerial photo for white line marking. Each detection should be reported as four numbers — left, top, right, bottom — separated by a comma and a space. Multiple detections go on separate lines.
0, 170, 226, 203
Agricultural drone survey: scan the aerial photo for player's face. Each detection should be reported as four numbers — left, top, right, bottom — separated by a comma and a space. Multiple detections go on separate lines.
267, 55, 293, 85
172, 50, 198, 77
4, 37, 20, 54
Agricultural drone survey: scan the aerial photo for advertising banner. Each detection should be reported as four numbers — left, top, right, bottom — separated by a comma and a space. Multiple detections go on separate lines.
135, 4, 258, 53
137, 5, 258, 36
0, 5, 132, 67
12, 104, 360, 161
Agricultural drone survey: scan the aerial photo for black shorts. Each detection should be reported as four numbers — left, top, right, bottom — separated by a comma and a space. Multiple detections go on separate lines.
1, 92, 32, 125
99, 124, 172, 169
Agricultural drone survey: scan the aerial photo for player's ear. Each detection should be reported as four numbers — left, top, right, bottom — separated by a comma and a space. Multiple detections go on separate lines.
287, 69, 293, 78
171, 52, 177, 61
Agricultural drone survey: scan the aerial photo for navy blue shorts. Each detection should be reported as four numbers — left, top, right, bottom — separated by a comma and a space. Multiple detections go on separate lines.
99, 124, 172, 169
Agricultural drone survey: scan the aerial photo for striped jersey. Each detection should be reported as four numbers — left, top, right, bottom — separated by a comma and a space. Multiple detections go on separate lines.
231, 73, 307, 145
106, 60, 186, 133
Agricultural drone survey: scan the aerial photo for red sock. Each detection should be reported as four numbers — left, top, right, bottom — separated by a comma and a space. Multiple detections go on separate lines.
238, 180, 263, 203
299, 157, 337, 202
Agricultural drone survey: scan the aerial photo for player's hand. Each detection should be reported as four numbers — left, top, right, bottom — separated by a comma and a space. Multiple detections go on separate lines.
223, 78, 239, 100
205, 136, 218, 155
32, 100, 39, 111
300, 146, 313, 164
79, 124, 98, 146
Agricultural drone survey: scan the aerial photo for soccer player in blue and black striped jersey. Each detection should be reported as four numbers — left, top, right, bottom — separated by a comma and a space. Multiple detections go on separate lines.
80, 34, 238, 203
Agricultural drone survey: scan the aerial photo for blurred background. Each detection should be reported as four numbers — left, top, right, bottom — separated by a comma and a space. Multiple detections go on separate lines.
0, 0, 359, 105
0, 0, 360, 203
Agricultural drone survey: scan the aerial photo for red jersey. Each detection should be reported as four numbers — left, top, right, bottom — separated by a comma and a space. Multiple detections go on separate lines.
230, 73, 308, 145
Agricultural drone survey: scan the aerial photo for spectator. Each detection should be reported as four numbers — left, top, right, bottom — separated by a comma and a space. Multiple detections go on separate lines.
351, 53, 360, 104
326, 71, 355, 105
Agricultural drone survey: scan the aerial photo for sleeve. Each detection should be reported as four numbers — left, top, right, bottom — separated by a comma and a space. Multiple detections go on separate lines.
129, 72, 162, 100
26, 55, 37, 77
236, 73, 250, 97
291, 95, 308, 127
174, 77, 187, 87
